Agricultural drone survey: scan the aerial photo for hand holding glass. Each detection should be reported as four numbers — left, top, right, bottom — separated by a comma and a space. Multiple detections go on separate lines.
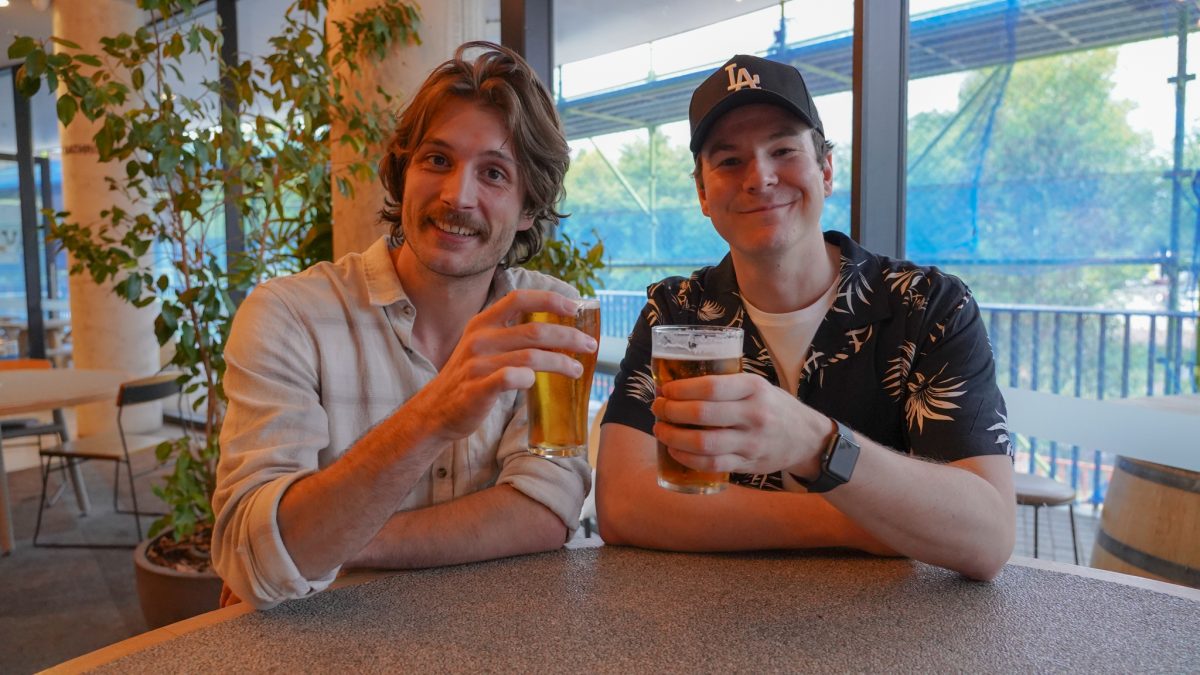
651, 325, 744, 494
525, 300, 601, 457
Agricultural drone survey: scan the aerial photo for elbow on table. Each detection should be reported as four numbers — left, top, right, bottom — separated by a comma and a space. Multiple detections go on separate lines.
594, 485, 637, 546
955, 534, 1015, 582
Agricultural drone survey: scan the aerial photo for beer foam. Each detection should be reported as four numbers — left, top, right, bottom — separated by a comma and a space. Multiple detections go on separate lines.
652, 341, 743, 360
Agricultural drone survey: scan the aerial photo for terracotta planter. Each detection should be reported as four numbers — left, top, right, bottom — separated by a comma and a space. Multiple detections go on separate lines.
133, 534, 222, 629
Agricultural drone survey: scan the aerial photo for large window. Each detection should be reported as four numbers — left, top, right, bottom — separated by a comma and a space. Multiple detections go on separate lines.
905, 0, 1198, 400
904, 0, 1200, 505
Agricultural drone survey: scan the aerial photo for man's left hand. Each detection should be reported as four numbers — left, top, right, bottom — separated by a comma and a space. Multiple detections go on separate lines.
650, 373, 830, 478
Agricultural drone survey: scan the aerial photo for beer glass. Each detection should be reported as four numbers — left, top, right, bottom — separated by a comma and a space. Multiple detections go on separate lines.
651, 325, 744, 494
526, 299, 601, 457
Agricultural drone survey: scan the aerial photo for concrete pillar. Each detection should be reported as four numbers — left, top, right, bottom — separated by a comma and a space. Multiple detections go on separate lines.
329, 0, 488, 259
54, 0, 161, 434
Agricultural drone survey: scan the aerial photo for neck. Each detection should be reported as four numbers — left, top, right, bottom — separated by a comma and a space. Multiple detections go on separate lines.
392, 245, 495, 368
733, 230, 839, 313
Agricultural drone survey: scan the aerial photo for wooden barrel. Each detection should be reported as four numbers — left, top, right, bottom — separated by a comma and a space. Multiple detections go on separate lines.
1091, 456, 1200, 589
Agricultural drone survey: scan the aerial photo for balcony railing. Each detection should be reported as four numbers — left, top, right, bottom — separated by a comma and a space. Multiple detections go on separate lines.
592, 290, 1199, 507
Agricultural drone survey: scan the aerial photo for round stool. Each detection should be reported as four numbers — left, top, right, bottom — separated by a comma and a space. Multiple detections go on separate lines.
1014, 472, 1078, 564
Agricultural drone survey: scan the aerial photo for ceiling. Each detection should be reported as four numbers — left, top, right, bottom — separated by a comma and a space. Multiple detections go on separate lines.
553, 0, 782, 64
0, 0, 784, 152
559, 0, 1200, 139
1, 0, 783, 69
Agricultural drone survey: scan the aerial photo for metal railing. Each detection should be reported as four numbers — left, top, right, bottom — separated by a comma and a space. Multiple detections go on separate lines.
592, 290, 1199, 506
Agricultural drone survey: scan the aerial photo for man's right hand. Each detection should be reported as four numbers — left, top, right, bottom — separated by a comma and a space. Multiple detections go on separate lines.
405, 289, 597, 443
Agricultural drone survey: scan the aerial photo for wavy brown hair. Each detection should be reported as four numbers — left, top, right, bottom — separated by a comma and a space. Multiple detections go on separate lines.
378, 41, 569, 268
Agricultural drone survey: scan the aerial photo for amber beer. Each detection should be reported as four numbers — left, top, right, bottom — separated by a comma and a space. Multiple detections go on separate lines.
526, 300, 601, 457
651, 325, 744, 494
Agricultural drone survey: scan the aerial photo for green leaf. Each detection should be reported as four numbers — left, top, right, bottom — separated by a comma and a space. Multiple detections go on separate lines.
49, 37, 82, 50
74, 54, 102, 67
7, 36, 38, 60
15, 67, 41, 97
120, 273, 142, 301
131, 67, 144, 90
56, 96, 77, 126
26, 49, 47, 78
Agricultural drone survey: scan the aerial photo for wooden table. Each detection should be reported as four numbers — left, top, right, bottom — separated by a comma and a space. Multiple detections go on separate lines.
48, 547, 1200, 673
0, 368, 126, 555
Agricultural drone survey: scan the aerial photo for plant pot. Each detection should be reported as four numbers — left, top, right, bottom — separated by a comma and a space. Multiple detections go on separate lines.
133, 533, 222, 630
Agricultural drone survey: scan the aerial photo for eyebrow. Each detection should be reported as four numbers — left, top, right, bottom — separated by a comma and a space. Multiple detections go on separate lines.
421, 137, 517, 166
704, 125, 808, 157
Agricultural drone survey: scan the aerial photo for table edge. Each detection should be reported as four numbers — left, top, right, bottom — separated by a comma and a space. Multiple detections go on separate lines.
1007, 554, 1200, 600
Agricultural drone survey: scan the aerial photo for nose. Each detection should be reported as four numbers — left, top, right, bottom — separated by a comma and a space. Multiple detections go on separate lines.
743, 155, 777, 194
440, 166, 478, 210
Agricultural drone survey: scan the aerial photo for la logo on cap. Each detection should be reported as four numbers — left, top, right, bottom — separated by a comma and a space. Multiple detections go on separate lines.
724, 63, 760, 92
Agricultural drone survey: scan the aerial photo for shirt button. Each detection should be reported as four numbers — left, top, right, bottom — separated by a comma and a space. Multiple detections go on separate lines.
435, 467, 448, 479
402, 305, 414, 316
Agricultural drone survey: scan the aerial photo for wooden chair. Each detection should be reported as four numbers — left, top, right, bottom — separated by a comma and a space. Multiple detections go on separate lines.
0, 359, 68, 448
33, 372, 182, 549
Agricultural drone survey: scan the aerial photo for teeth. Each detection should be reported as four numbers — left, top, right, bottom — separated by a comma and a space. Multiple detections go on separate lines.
434, 221, 479, 236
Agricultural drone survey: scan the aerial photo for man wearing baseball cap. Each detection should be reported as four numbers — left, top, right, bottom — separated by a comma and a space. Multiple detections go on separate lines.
596, 55, 1015, 580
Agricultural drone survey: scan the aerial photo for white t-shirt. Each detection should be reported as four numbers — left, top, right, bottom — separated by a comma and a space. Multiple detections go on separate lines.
742, 279, 838, 396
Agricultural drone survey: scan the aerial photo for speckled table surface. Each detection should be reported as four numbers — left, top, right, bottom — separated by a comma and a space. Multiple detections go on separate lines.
96, 547, 1199, 673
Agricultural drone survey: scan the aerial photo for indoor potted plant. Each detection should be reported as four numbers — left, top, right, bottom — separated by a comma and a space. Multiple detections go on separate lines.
9, 0, 420, 627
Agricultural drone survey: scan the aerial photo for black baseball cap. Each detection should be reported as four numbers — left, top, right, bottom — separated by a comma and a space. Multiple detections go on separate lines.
688, 54, 824, 154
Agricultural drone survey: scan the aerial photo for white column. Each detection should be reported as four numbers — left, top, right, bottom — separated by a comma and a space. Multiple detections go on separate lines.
329, 0, 488, 259
55, 0, 162, 434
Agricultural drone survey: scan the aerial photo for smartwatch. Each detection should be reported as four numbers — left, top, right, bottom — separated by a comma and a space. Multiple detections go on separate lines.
792, 419, 860, 493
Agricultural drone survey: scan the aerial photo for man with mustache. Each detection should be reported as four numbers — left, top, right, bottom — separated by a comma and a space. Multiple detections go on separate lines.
597, 55, 1016, 580
213, 42, 593, 609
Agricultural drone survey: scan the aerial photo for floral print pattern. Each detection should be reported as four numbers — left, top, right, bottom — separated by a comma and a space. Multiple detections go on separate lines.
605, 231, 1013, 490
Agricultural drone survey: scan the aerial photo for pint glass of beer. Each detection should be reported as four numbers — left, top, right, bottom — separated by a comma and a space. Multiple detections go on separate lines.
526, 299, 601, 457
651, 325, 744, 494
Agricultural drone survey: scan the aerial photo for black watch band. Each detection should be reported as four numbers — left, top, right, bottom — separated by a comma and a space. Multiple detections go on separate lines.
791, 419, 860, 493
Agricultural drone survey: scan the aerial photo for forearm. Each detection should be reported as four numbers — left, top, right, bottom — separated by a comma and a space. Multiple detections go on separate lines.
823, 436, 1015, 580
346, 485, 568, 569
596, 425, 893, 554
278, 401, 450, 580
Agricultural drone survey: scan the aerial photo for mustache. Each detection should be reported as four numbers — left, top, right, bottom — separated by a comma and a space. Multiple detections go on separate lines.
425, 207, 488, 235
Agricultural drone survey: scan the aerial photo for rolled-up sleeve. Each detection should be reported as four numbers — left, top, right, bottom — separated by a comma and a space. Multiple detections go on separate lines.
212, 285, 339, 609
494, 391, 591, 534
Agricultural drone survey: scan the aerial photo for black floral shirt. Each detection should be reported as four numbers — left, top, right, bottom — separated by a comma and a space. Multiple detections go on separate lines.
603, 231, 1013, 491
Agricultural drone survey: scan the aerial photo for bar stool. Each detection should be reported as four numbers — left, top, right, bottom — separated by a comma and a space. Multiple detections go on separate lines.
1014, 472, 1079, 564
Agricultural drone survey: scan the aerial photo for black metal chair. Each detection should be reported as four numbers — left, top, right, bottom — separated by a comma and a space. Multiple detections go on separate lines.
33, 372, 183, 549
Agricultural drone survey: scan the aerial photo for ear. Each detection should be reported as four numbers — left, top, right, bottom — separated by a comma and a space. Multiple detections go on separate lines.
517, 211, 535, 232
695, 174, 711, 218
822, 151, 834, 198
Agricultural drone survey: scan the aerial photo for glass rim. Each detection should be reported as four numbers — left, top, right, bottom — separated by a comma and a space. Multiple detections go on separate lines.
651, 325, 743, 336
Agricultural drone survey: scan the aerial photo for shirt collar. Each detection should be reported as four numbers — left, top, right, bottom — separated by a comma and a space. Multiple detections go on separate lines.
824, 230, 891, 329
705, 230, 891, 329
363, 236, 406, 307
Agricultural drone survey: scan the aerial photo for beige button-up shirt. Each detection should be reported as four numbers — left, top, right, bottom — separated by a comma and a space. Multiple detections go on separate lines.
213, 237, 590, 608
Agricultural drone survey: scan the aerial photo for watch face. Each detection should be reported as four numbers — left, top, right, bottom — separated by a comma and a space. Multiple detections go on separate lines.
827, 437, 860, 482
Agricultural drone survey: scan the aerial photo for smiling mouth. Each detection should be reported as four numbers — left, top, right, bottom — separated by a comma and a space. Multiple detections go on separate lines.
425, 211, 487, 238
432, 220, 481, 236
739, 201, 794, 214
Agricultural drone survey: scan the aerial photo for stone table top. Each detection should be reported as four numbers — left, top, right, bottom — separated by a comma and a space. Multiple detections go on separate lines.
90, 547, 1200, 673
